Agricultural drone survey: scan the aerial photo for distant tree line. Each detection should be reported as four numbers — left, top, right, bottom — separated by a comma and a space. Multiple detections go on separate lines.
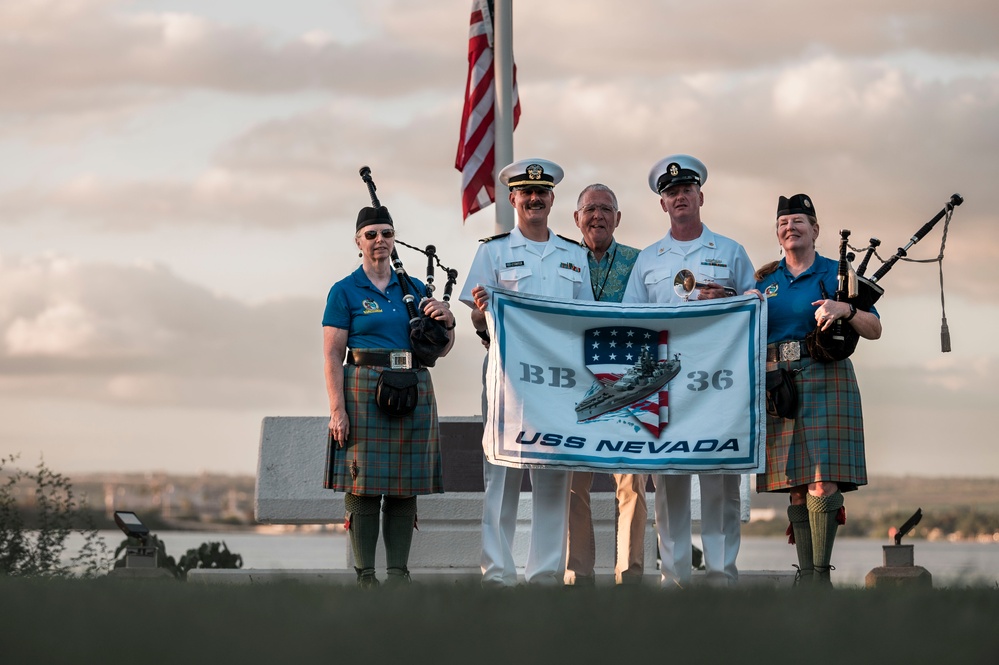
743, 508, 999, 541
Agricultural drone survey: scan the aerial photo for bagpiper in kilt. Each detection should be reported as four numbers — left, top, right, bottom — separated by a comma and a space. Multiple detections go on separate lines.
757, 352, 867, 493
754, 192, 882, 588
325, 361, 444, 496
323, 204, 455, 588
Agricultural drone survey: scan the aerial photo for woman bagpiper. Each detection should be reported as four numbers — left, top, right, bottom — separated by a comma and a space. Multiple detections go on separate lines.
322, 205, 455, 587
750, 194, 882, 586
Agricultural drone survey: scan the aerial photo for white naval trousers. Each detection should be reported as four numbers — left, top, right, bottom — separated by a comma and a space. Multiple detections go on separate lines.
480, 355, 571, 585
481, 460, 571, 585
653, 473, 742, 587
697, 474, 742, 584
653, 475, 692, 586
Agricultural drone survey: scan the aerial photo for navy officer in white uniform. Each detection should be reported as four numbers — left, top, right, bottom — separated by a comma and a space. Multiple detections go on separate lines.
623, 154, 755, 588
460, 158, 593, 586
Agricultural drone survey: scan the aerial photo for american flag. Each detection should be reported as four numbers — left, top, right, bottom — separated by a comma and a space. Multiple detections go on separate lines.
454, 0, 521, 221
584, 326, 660, 383
583, 326, 673, 437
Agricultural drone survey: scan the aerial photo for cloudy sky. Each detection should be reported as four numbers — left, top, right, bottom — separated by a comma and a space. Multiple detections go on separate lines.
1, 0, 996, 478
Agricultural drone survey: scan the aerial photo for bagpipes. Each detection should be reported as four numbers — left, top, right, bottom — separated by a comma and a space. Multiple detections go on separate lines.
806, 193, 963, 362
358, 166, 458, 368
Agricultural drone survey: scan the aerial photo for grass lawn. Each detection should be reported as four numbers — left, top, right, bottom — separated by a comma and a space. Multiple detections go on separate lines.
1, 577, 997, 664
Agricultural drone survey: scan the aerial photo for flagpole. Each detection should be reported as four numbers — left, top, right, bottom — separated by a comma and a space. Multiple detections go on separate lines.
493, 0, 515, 234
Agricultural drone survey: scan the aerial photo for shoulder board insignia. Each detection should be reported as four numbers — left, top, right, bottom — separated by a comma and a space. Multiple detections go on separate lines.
555, 233, 581, 245
479, 232, 511, 243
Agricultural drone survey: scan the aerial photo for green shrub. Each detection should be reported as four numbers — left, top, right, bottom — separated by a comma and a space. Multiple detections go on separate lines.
114, 535, 243, 580
178, 541, 243, 575
0, 454, 109, 577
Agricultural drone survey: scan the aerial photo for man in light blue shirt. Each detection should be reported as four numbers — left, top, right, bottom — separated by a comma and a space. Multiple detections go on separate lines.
565, 184, 649, 586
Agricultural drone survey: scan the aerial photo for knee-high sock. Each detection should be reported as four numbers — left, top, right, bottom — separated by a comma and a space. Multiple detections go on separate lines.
345, 493, 381, 572
382, 495, 417, 573
787, 503, 813, 577
807, 491, 843, 574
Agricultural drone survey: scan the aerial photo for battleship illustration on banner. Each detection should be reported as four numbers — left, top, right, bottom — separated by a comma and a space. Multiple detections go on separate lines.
575, 345, 681, 422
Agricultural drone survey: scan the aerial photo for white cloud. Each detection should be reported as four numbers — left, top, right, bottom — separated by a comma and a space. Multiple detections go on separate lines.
159, 12, 211, 47
299, 30, 333, 49
0, 253, 319, 408
6, 301, 102, 357
0, 0, 461, 131
773, 57, 909, 118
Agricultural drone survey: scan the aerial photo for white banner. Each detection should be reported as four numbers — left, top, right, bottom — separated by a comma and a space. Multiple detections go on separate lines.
483, 288, 767, 474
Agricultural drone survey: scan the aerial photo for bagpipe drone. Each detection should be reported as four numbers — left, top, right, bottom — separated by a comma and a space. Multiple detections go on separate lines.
807, 193, 963, 362
358, 166, 458, 368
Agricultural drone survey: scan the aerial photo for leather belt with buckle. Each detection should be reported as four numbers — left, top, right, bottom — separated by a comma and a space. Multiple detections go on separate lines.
348, 349, 415, 370
766, 341, 809, 363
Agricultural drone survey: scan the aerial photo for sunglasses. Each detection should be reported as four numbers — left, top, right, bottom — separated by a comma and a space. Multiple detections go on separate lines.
516, 186, 551, 196
361, 228, 395, 240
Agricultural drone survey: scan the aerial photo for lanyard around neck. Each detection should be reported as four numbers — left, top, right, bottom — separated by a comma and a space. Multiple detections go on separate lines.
591, 244, 618, 301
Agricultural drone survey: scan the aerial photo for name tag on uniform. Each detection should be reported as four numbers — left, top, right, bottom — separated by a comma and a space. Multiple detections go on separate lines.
505, 261, 525, 267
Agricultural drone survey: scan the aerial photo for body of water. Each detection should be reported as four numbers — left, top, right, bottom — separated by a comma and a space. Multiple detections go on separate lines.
64, 531, 998, 588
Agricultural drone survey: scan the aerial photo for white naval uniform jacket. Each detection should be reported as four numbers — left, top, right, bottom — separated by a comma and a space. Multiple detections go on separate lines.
459, 224, 594, 585
621, 222, 754, 585
623, 224, 755, 304
459, 225, 594, 305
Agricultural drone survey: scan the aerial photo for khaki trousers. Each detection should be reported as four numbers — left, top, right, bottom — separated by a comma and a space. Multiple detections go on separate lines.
566, 471, 647, 584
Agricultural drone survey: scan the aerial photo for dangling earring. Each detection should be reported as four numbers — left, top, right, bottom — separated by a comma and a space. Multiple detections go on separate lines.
358, 251, 362, 257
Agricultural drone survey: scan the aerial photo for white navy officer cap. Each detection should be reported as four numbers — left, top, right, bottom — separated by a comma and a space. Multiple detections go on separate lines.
648, 154, 708, 194
499, 158, 564, 190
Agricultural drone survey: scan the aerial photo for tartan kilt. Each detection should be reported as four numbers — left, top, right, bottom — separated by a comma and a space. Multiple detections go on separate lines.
325, 364, 444, 495
756, 356, 868, 493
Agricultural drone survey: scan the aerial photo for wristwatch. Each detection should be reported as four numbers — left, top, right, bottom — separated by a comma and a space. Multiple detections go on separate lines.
844, 304, 857, 321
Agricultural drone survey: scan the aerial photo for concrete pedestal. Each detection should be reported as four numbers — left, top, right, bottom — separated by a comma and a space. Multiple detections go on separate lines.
108, 567, 175, 580
865, 544, 932, 588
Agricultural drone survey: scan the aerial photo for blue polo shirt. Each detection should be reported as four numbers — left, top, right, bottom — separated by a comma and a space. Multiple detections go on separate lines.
757, 255, 879, 343
323, 266, 427, 349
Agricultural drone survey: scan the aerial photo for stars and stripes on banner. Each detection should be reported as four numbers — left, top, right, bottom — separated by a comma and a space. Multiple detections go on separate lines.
582, 326, 672, 438
482, 288, 767, 474
455, 0, 521, 221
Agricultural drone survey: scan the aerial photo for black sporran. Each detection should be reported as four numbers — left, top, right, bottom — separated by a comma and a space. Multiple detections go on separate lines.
375, 369, 419, 417
765, 368, 799, 419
